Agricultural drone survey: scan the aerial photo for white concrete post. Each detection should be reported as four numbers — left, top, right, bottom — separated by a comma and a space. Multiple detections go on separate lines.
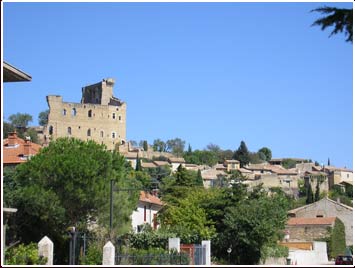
38, 236, 53, 265
102, 241, 115, 265
168, 237, 180, 253
202, 240, 211, 265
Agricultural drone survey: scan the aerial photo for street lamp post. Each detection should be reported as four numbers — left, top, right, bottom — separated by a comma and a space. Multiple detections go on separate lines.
227, 247, 232, 265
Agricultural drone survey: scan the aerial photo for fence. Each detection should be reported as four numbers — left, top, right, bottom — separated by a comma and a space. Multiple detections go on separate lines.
32, 236, 210, 265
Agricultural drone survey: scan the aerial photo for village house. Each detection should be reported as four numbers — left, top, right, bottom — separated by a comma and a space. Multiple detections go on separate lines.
168, 157, 186, 172
3, 132, 42, 167
131, 191, 163, 232
287, 197, 353, 246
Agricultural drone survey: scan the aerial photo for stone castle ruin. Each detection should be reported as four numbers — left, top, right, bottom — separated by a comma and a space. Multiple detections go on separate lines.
45, 78, 126, 151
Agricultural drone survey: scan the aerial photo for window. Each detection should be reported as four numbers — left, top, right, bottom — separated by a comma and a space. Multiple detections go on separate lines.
112, 113, 116, 119
71, 108, 77, 116
88, 110, 92, 117
49, 126, 53, 135
87, 129, 91, 136
67, 127, 72, 135
100, 131, 104, 138
119, 116, 121, 121
62, 109, 67, 116
112, 132, 116, 138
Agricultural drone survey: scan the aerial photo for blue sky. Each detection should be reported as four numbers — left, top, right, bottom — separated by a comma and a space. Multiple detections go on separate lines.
2, 1, 353, 169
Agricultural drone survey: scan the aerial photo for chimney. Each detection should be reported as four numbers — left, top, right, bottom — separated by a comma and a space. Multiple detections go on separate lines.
24, 138, 31, 157
7, 132, 18, 146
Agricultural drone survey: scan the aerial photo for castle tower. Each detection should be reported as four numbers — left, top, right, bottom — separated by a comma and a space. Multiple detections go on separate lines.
45, 78, 126, 151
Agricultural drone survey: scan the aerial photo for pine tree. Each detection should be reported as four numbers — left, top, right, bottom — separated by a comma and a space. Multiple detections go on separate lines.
327, 158, 330, 166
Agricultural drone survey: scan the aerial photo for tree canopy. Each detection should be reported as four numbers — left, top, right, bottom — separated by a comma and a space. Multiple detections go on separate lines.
312, 6, 353, 43
5, 137, 139, 263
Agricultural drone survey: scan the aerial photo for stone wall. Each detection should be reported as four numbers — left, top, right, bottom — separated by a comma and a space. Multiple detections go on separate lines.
287, 225, 331, 242
292, 198, 353, 246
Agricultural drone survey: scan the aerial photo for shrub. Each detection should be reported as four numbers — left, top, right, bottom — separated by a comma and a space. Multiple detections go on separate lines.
5, 243, 47, 265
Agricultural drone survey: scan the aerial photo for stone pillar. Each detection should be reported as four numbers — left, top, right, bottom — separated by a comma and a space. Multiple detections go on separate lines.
38, 236, 53, 265
202, 240, 211, 265
102, 241, 115, 265
168, 238, 180, 253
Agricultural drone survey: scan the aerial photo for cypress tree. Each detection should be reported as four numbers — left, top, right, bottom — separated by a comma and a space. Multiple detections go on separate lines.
315, 179, 320, 201
306, 182, 314, 204
135, 154, 142, 171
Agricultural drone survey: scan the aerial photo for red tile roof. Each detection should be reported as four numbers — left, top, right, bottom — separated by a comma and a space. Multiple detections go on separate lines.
3, 132, 42, 164
139, 191, 163, 206
287, 217, 336, 226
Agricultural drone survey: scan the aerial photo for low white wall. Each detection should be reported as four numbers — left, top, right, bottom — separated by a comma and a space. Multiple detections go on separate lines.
288, 242, 328, 265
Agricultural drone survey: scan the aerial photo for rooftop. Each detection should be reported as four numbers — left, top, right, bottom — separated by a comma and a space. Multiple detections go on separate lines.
287, 217, 336, 226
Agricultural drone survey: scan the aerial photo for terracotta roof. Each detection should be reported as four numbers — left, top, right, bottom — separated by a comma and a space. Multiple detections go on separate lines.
287, 217, 336, 226
168, 157, 186, 163
215, 163, 227, 170
225, 159, 240, 163
238, 167, 253, 173
141, 162, 157, 168
3, 132, 42, 164
139, 191, 163, 206
246, 164, 297, 175
324, 166, 353, 173
201, 168, 226, 180
153, 161, 170, 166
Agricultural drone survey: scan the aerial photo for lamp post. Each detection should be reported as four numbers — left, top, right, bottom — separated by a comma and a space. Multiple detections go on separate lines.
227, 247, 232, 265
68, 226, 77, 265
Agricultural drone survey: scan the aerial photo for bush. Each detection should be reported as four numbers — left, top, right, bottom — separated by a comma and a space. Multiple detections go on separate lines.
5, 243, 47, 265
329, 218, 346, 259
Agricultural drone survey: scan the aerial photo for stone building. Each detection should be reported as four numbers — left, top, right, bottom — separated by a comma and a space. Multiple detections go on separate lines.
287, 197, 353, 246
45, 78, 126, 151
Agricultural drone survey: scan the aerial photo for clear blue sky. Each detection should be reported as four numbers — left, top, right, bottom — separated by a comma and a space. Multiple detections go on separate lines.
2, 1, 353, 169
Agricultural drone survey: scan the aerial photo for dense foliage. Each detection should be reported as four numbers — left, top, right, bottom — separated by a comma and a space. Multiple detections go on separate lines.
5, 243, 47, 265
4, 138, 139, 264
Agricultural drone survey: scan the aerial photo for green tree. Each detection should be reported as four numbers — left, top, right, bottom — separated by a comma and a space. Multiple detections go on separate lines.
8, 113, 33, 129
143, 140, 148, 151
135, 154, 142, 171
38, 110, 49, 126
233, 141, 250, 167
152, 139, 167, 152
159, 189, 216, 244
312, 6, 353, 43
215, 193, 289, 264
3, 122, 15, 138
315, 180, 320, 201
196, 169, 203, 186
258, 147, 272, 161
6, 138, 138, 263
328, 218, 346, 258
24, 128, 39, 144
166, 138, 185, 157
281, 158, 298, 169
306, 182, 314, 204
